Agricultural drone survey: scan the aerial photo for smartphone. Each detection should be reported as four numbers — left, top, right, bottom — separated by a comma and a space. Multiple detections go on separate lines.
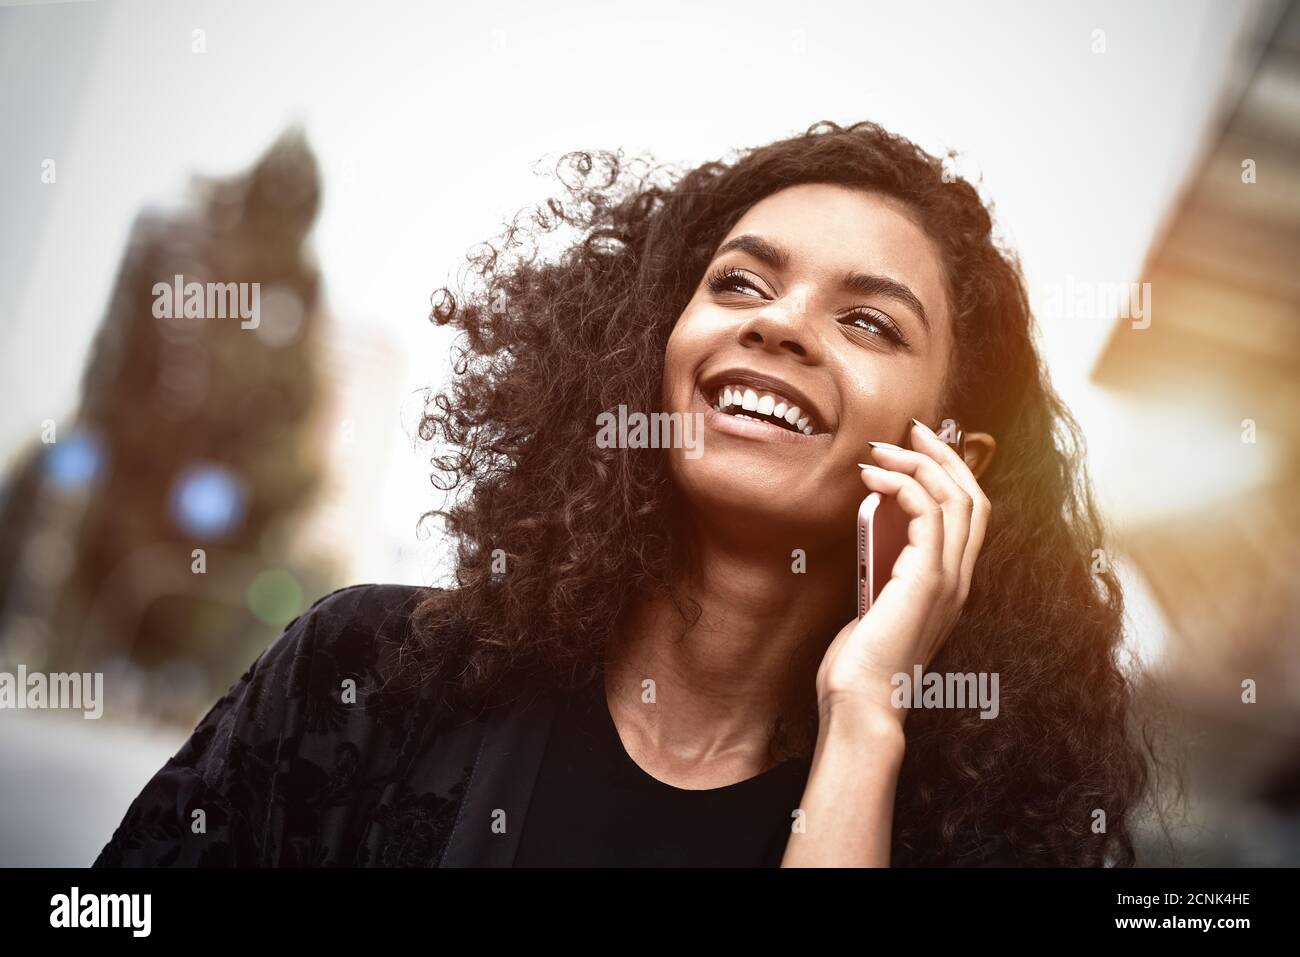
857, 419, 965, 618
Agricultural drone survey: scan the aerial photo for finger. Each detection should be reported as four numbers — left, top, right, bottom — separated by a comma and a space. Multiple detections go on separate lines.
957, 494, 990, 602
866, 442, 970, 590
907, 418, 981, 504
858, 464, 944, 584
907, 419, 991, 601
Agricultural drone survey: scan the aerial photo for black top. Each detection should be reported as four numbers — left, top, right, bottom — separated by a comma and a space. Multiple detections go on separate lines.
514, 672, 811, 867
93, 583, 488, 867
90, 582, 1015, 867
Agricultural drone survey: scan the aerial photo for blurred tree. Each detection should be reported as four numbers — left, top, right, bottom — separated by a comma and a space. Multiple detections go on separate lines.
0, 127, 331, 723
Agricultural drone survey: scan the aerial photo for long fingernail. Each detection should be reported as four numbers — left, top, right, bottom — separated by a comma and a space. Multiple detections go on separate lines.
857, 463, 885, 471
867, 441, 903, 451
910, 417, 935, 436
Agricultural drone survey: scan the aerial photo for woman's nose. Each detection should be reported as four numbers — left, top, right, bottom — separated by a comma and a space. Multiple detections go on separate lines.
736, 289, 819, 360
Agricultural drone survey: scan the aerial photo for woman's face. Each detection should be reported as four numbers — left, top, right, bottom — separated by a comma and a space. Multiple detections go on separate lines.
662, 182, 954, 543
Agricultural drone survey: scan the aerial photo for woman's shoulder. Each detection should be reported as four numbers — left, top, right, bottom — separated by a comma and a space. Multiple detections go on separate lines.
183, 581, 450, 739
288, 581, 443, 648
214, 581, 470, 757
92, 582, 462, 866
257, 581, 453, 694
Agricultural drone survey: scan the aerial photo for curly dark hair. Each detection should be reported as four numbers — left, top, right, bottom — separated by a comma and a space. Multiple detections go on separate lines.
405, 120, 1169, 866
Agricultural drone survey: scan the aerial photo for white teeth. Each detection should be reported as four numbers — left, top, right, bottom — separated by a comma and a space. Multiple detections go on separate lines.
710, 382, 818, 434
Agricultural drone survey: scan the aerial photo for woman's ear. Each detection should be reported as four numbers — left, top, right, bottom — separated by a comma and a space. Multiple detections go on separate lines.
961, 431, 997, 481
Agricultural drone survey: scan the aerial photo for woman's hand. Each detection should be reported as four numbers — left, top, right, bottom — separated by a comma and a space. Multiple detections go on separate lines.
815, 417, 991, 728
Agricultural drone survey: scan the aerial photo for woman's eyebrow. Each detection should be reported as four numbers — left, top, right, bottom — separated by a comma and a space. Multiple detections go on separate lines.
712, 233, 931, 336
714, 233, 790, 271
839, 270, 931, 336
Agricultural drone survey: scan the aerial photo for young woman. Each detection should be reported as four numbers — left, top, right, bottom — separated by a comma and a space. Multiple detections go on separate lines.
93, 120, 1156, 868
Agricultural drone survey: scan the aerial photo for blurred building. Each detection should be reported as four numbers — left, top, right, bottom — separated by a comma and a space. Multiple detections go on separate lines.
0, 129, 337, 725
1091, 0, 1300, 864
286, 315, 409, 585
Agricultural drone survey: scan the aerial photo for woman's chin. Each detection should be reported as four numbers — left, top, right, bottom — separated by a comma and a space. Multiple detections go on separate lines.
669, 458, 838, 530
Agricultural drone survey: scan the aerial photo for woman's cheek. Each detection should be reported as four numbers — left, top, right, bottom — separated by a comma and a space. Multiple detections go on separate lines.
662, 309, 722, 411
842, 368, 932, 445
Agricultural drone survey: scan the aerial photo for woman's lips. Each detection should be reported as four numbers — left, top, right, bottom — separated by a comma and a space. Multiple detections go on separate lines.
692, 385, 832, 446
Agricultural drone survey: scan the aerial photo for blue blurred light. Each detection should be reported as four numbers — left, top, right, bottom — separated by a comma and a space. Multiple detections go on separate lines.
170, 463, 245, 539
44, 431, 104, 491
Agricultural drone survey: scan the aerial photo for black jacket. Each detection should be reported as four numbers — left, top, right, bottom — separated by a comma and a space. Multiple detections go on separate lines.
91, 582, 1017, 867
92, 583, 559, 867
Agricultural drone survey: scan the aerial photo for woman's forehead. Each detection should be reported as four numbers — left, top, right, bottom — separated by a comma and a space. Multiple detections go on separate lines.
717, 183, 951, 327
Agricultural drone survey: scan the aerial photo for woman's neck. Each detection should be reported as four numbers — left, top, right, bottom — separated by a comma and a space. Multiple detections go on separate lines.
603, 528, 848, 784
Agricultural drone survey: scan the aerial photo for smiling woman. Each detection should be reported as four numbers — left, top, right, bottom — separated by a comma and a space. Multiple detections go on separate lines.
94, 119, 1163, 869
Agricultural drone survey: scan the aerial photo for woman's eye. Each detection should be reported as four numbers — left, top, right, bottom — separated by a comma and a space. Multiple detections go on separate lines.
843, 311, 907, 347
706, 268, 766, 299
707, 267, 909, 349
